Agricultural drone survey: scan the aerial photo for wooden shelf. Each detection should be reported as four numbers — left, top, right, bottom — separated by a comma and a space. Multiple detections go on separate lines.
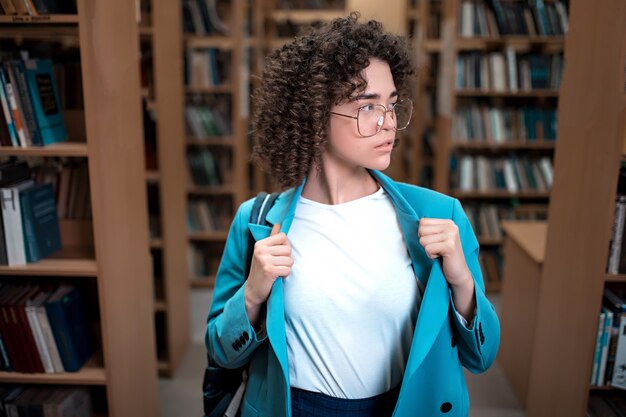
0, 355, 106, 385
478, 237, 504, 246
154, 299, 166, 312
188, 231, 229, 241
184, 36, 257, 50
0, 142, 88, 157
188, 184, 235, 195
0, 246, 97, 277
0, 25, 78, 41
456, 36, 565, 50
424, 39, 442, 52
157, 361, 170, 372
451, 141, 556, 151
605, 274, 626, 282
270, 9, 345, 23
190, 276, 217, 288
186, 85, 233, 94
146, 170, 161, 182
0, 14, 79, 24
150, 238, 163, 249
139, 26, 153, 37
456, 89, 560, 98
485, 281, 501, 293
186, 136, 234, 146
451, 190, 551, 199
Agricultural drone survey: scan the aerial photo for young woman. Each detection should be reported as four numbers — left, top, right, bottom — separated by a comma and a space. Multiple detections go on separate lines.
206, 13, 500, 417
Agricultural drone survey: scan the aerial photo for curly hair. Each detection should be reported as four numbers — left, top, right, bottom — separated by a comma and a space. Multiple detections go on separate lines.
251, 12, 416, 189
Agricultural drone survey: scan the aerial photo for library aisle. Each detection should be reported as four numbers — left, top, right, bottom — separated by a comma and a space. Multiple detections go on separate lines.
158, 290, 524, 417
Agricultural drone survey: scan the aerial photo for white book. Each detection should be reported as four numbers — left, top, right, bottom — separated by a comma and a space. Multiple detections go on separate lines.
489, 52, 507, 91
25, 291, 55, 373
611, 315, 626, 389
460, 0, 474, 37
502, 159, 519, 193
555, 1, 569, 33
36, 299, 64, 373
1, 179, 34, 265
539, 157, 554, 188
505, 47, 518, 92
459, 155, 474, 191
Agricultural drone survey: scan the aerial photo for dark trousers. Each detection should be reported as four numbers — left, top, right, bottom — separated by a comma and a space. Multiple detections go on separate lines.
290, 386, 400, 417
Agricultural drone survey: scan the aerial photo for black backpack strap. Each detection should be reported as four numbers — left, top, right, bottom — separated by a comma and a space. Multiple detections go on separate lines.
244, 192, 280, 280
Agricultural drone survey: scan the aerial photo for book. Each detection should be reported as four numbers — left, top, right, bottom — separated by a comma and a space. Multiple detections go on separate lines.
44, 388, 92, 417
19, 182, 62, 262
611, 315, 626, 389
0, 179, 34, 265
23, 58, 68, 146
25, 290, 55, 373
35, 289, 64, 372
44, 286, 93, 372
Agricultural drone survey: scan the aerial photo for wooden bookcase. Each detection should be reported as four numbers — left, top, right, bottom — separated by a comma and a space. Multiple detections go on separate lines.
406, 0, 440, 189
431, 0, 566, 292
139, 0, 190, 377
182, 0, 250, 288
521, 0, 626, 415
0, 1, 159, 416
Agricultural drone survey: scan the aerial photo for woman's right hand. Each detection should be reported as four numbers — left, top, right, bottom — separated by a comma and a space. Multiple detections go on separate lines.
244, 224, 293, 325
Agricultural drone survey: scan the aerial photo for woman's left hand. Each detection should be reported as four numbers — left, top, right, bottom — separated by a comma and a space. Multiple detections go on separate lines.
418, 218, 472, 288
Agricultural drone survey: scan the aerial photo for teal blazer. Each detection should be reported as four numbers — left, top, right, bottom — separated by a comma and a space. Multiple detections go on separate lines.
206, 170, 500, 417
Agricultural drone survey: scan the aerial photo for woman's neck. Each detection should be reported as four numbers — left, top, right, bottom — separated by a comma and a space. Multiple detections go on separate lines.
301, 163, 380, 205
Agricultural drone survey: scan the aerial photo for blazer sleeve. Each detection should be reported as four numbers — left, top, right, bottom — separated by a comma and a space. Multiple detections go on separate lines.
449, 198, 501, 374
205, 200, 268, 369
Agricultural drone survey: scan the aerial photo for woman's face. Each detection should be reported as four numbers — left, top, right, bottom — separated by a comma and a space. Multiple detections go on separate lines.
325, 58, 399, 172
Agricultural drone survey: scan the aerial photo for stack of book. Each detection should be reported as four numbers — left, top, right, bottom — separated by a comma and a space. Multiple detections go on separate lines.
0, 385, 91, 416
0, 58, 68, 148
0, 284, 94, 374
590, 287, 626, 390
0, 0, 75, 15
0, 160, 62, 266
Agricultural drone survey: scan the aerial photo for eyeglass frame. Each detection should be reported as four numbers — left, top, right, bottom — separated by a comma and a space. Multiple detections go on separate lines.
329, 99, 413, 138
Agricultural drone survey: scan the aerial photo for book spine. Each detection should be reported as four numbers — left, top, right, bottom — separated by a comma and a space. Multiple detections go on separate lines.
608, 197, 626, 274
15, 300, 44, 373
611, 316, 626, 389
1, 67, 26, 147
0, 188, 27, 265
25, 305, 54, 373
599, 309, 613, 385
0, 68, 19, 146
4, 63, 31, 146
591, 312, 605, 385
45, 300, 80, 372
36, 305, 64, 372
19, 189, 39, 262
11, 61, 42, 146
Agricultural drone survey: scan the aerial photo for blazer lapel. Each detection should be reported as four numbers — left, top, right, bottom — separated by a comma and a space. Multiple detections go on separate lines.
246, 182, 305, 401
370, 171, 451, 382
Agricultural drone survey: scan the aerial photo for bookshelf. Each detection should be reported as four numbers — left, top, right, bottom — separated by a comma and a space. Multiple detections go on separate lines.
0, 0, 159, 415
514, 0, 626, 415
182, 0, 250, 288
430, 0, 566, 292
139, 0, 190, 377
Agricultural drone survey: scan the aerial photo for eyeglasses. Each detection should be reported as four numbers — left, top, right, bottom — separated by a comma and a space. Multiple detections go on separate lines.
329, 99, 413, 137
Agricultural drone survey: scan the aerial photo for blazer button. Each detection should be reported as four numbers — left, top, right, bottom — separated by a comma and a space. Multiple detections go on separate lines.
440, 402, 452, 413
243, 331, 250, 341
451, 336, 456, 348
239, 335, 246, 345
232, 342, 239, 351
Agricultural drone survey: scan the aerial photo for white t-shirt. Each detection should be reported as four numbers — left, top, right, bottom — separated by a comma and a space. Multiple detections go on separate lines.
284, 187, 420, 399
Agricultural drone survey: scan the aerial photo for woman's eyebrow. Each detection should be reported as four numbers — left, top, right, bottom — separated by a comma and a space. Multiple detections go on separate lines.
352, 91, 399, 101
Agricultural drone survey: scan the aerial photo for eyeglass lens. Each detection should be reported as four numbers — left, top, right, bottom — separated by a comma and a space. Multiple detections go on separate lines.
357, 102, 412, 137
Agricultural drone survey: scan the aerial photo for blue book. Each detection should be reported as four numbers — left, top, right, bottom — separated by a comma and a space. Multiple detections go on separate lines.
19, 182, 61, 263
44, 286, 93, 372
10, 61, 43, 146
23, 59, 67, 146
0, 68, 19, 147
